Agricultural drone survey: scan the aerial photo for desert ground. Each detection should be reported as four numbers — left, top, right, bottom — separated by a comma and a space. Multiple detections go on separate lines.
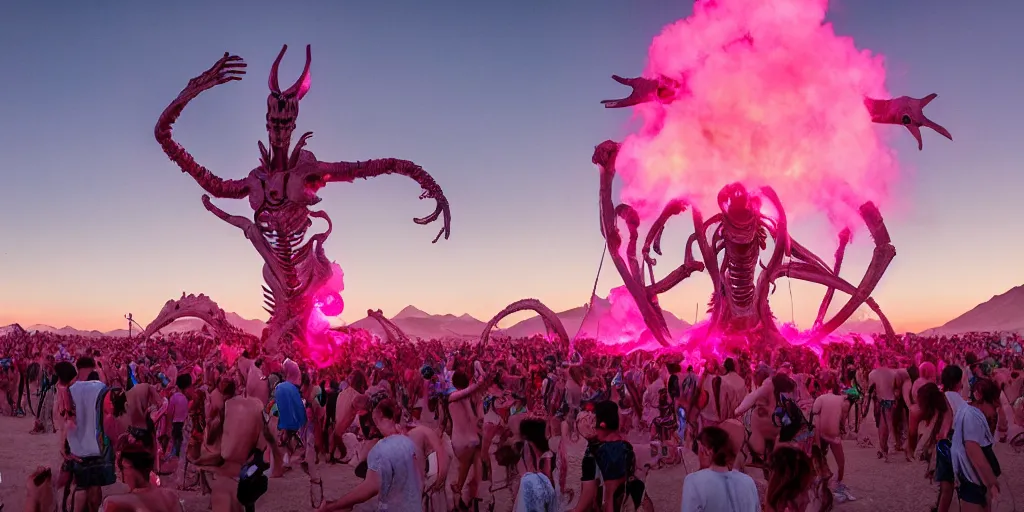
1, 415, 1021, 511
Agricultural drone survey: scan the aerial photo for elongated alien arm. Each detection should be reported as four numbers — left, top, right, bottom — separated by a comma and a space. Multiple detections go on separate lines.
603, 75, 951, 149
155, 53, 249, 199
319, 158, 451, 243
201, 195, 252, 232
864, 95, 952, 150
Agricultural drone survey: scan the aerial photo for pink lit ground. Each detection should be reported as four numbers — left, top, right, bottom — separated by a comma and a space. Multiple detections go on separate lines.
3, 415, 1021, 511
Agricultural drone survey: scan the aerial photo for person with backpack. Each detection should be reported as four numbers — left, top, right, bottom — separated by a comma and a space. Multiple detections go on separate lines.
572, 401, 653, 512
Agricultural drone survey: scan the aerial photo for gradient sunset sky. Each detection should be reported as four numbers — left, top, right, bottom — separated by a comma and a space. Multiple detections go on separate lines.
1, 0, 1021, 334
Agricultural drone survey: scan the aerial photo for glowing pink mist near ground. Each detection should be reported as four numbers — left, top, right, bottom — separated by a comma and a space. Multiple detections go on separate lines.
304, 263, 354, 366
617, 0, 899, 231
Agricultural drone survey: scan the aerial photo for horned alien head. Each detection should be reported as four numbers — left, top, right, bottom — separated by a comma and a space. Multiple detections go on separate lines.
718, 182, 760, 222
266, 44, 311, 150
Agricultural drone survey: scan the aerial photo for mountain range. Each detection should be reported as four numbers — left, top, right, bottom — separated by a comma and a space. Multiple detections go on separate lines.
5, 285, 1023, 339
920, 285, 1024, 336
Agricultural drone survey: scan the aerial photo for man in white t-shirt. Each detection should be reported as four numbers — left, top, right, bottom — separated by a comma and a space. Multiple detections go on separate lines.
951, 383, 1002, 510
67, 357, 109, 512
681, 426, 761, 512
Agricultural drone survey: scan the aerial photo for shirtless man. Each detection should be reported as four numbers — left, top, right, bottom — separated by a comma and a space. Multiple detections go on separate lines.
448, 369, 492, 509
867, 357, 898, 461
244, 359, 270, 407
201, 393, 279, 512
718, 358, 747, 423
198, 379, 235, 465
99, 446, 181, 512
811, 391, 855, 501
735, 368, 789, 468
124, 382, 163, 451
331, 371, 368, 464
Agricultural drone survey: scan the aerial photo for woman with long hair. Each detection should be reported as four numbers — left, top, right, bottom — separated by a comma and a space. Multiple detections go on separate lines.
765, 446, 814, 512
515, 417, 559, 512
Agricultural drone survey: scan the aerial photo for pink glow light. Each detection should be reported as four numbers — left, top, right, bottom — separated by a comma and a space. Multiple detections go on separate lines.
304, 263, 350, 367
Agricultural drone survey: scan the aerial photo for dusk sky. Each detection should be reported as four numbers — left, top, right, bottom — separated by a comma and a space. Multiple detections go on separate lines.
1, 0, 1021, 334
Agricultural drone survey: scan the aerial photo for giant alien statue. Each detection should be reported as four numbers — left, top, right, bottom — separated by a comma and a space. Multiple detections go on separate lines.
145, 46, 451, 354
592, 74, 951, 350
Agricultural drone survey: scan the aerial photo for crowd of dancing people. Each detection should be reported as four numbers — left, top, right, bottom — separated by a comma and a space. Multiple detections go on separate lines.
1, 326, 1023, 512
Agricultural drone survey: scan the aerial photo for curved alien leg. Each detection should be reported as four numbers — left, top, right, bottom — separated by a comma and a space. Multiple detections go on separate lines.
753, 187, 789, 344
814, 229, 852, 328
478, 299, 571, 355
642, 200, 688, 283
593, 141, 673, 346
366, 309, 411, 344
774, 262, 896, 342
815, 202, 895, 337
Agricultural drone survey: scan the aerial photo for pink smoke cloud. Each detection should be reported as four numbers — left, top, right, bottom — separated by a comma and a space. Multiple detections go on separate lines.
616, 0, 899, 232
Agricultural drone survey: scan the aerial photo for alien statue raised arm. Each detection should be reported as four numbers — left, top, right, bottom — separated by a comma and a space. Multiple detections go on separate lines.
152, 46, 451, 354
593, 74, 951, 350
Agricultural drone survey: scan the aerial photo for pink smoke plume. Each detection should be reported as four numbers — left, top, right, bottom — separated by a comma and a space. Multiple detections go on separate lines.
616, 0, 898, 231
589, 286, 660, 349
304, 263, 350, 367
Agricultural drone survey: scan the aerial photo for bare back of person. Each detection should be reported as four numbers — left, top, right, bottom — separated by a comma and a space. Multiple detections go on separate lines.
101, 487, 181, 512
812, 394, 848, 444
125, 383, 158, 430
245, 366, 269, 406
448, 395, 480, 455
220, 397, 268, 473
720, 372, 747, 422
868, 365, 898, 460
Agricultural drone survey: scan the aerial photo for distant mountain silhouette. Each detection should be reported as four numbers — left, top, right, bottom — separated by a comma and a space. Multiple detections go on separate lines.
500, 295, 692, 340
14, 312, 266, 339
922, 285, 1024, 335
834, 308, 885, 335
0, 323, 25, 336
11, 286, 1021, 341
349, 307, 488, 340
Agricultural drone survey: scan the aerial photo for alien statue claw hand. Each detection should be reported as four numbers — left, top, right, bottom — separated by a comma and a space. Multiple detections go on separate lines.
178, 53, 246, 102
864, 94, 952, 150
593, 140, 622, 169
415, 186, 451, 244
407, 164, 451, 243
601, 75, 684, 108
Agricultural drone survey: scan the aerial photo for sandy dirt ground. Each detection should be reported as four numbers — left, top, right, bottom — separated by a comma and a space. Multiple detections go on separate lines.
2, 415, 1022, 511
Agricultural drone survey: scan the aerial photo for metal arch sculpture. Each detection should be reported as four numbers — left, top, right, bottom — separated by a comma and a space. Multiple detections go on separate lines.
366, 309, 411, 344
154, 46, 451, 355
478, 299, 571, 354
594, 74, 950, 348
142, 293, 255, 342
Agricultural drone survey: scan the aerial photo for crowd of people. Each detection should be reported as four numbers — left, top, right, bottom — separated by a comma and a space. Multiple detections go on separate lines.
1, 326, 1022, 512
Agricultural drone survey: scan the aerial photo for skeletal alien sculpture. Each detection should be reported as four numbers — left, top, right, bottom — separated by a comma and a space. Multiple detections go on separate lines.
366, 309, 411, 345
477, 299, 571, 355
152, 46, 451, 353
593, 74, 951, 349
143, 293, 257, 344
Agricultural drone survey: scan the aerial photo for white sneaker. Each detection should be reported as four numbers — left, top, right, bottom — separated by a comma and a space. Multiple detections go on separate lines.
834, 482, 856, 502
